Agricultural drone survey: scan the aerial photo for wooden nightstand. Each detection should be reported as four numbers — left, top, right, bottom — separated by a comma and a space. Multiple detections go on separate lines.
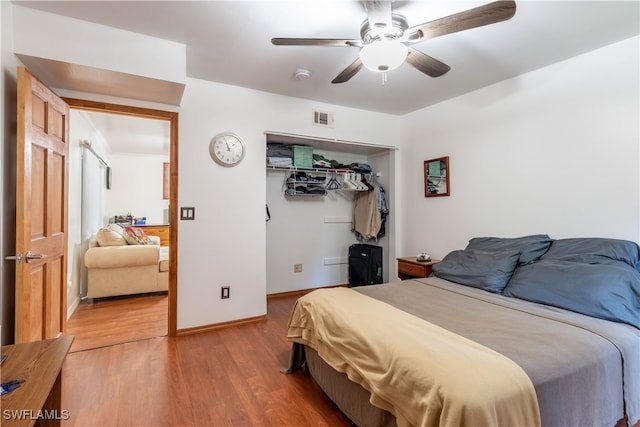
397, 257, 439, 280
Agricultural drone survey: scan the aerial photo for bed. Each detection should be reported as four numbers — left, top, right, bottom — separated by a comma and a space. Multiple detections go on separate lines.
283, 235, 640, 427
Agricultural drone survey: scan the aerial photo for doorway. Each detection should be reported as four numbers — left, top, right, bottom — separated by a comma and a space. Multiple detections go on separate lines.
64, 98, 178, 350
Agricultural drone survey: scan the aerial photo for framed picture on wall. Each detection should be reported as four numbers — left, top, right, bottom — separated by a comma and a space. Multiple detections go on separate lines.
424, 156, 450, 197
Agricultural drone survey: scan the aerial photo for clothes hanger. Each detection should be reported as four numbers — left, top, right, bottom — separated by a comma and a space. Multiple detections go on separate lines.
360, 173, 374, 191
339, 172, 357, 190
326, 171, 341, 190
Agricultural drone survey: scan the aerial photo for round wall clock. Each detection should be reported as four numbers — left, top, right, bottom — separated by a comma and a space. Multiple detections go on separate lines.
209, 133, 245, 167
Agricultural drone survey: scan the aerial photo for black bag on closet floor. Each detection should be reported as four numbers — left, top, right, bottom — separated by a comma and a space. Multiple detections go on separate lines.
348, 244, 383, 286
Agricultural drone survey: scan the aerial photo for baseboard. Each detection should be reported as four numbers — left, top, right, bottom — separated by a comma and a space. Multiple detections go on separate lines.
176, 314, 267, 336
176, 284, 348, 336
67, 295, 81, 320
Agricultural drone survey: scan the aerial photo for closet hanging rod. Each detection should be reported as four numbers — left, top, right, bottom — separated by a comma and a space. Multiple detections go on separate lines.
81, 139, 110, 168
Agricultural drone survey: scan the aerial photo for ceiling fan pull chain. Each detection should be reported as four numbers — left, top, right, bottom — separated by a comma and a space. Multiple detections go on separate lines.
382, 72, 388, 85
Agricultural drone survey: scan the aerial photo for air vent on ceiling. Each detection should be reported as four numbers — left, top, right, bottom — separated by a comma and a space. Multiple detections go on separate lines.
313, 110, 334, 128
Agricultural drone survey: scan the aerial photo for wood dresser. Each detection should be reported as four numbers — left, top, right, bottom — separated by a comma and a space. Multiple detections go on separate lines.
1, 336, 74, 427
138, 224, 170, 246
397, 257, 440, 280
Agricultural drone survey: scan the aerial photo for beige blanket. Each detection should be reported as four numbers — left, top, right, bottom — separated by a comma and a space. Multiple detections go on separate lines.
288, 288, 541, 427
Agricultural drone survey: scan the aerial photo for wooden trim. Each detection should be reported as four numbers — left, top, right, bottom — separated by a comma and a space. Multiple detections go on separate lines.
176, 315, 267, 336
61, 98, 177, 120
63, 97, 179, 338
162, 162, 170, 200
167, 113, 178, 337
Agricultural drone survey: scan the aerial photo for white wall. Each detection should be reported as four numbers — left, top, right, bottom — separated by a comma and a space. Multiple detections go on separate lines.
178, 78, 400, 329
67, 117, 85, 315
105, 153, 169, 225
67, 111, 113, 313
12, 5, 186, 84
0, 0, 22, 345
398, 36, 640, 260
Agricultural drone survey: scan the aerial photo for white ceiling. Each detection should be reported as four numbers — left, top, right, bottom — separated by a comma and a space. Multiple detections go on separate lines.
78, 110, 170, 156
13, 1, 640, 152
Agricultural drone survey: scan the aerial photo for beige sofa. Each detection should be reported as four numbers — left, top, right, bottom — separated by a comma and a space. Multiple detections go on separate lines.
84, 224, 169, 298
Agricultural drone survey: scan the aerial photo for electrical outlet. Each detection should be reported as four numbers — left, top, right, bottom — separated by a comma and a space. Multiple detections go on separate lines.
221, 286, 230, 299
294, 264, 302, 273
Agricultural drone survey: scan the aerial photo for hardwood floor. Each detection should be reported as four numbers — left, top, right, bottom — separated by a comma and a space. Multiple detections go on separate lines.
61, 293, 353, 426
66, 293, 168, 352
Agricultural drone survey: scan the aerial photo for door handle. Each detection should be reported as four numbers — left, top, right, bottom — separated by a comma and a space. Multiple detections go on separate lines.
25, 251, 46, 263
4, 252, 46, 264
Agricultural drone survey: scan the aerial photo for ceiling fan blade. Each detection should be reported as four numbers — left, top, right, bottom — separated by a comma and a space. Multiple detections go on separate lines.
331, 58, 364, 84
404, 0, 516, 43
405, 47, 451, 78
272, 38, 361, 47
361, 0, 393, 31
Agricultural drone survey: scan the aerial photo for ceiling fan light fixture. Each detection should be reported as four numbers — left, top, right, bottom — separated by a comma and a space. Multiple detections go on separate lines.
359, 39, 408, 73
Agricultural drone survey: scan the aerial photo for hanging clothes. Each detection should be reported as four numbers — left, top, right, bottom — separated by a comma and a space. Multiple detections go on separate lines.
353, 187, 381, 240
376, 183, 389, 239
352, 175, 388, 241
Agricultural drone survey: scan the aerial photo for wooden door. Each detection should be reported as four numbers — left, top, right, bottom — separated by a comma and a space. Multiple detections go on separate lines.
15, 67, 69, 343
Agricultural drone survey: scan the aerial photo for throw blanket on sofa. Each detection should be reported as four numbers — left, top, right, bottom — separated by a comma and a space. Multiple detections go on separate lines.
288, 287, 541, 427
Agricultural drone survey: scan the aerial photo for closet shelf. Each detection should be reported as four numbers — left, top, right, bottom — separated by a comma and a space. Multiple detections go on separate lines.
283, 168, 328, 197
267, 165, 349, 173
276, 166, 376, 198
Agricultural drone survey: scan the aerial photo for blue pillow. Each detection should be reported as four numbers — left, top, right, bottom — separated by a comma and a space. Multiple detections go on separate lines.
503, 260, 640, 329
433, 248, 521, 293
466, 234, 553, 265
541, 238, 640, 270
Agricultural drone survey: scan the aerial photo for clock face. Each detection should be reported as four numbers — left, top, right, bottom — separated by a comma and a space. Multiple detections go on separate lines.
209, 133, 245, 167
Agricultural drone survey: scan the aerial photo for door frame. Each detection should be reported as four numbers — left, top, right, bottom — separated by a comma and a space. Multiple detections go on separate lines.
64, 98, 178, 337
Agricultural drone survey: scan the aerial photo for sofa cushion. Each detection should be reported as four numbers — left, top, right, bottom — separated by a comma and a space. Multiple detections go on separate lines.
124, 226, 153, 245
146, 235, 161, 246
158, 247, 170, 272
95, 228, 127, 247
108, 223, 125, 236
84, 245, 160, 269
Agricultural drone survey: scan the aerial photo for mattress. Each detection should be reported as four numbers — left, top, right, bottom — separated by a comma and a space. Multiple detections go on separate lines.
286, 277, 640, 427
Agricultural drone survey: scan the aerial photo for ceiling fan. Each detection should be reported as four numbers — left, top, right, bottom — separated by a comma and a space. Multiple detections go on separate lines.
272, 1, 516, 83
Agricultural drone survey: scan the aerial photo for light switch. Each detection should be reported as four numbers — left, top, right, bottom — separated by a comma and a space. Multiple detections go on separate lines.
180, 207, 195, 220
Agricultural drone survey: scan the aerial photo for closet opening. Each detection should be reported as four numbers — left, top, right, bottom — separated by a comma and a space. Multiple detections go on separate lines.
265, 131, 396, 295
